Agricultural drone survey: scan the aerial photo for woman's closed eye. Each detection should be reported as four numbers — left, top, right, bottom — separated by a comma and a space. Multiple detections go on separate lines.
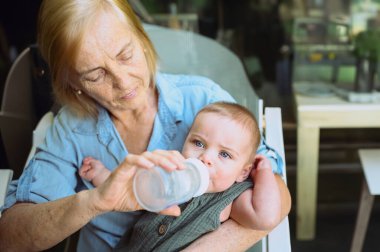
219, 151, 232, 159
119, 52, 133, 63
84, 69, 106, 83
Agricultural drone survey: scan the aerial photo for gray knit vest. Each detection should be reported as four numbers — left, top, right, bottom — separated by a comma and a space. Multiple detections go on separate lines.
115, 180, 253, 252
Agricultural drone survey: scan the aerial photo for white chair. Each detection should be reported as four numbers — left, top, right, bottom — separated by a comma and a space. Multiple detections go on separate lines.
351, 149, 380, 252
24, 111, 54, 167
0, 169, 12, 217
0, 24, 291, 252
144, 24, 291, 252
0, 112, 53, 218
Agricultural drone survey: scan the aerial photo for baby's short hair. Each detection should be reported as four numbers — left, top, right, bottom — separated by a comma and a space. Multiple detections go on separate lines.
197, 102, 261, 154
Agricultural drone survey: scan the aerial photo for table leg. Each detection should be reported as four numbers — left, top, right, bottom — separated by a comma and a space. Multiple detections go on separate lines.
350, 179, 374, 252
296, 126, 319, 240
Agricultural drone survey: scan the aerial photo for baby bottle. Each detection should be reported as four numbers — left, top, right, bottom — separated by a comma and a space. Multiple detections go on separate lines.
133, 158, 209, 212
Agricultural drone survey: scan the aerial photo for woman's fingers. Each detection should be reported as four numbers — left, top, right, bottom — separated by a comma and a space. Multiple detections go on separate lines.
158, 205, 181, 217
95, 150, 186, 212
151, 150, 186, 170
125, 153, 155, 169
125, 150, 186, 171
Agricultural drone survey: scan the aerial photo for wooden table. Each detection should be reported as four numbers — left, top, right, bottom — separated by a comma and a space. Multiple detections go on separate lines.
294, 86, 380, 240
351, 149, 380, 252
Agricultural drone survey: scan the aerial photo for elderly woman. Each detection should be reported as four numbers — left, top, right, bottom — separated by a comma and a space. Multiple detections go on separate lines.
0, 0, 291, 251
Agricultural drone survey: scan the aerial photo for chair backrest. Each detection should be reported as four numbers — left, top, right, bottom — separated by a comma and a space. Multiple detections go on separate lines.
0, 48, 37, 178
0, 44, 54, 178
24, 111, 54, 167
143, 24, 263, 127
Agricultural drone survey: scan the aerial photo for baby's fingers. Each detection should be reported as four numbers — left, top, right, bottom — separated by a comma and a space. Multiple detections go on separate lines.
158, 205, 181, 217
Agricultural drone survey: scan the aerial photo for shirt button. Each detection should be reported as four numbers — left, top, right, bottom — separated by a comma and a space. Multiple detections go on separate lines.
158, 224, 167, 235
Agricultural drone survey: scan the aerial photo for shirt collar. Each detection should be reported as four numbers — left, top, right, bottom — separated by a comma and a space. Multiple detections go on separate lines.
97, 107, 114, 146
155, 73, 184, 125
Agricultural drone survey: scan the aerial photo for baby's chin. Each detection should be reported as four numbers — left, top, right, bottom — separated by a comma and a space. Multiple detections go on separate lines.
206, 183, 223, 194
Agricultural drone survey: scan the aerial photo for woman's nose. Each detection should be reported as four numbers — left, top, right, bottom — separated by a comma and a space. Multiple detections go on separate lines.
110, 65, 129, 89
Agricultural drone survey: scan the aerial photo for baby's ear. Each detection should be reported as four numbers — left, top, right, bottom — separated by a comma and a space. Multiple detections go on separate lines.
236, 163, 253, 182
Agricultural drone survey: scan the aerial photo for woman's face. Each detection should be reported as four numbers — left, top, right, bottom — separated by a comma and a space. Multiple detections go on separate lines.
72, 10, 152, 113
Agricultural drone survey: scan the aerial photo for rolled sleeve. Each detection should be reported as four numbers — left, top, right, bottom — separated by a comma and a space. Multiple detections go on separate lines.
1, 156, 78, 213
256, 137, 284, 176
18, 158, 77, 203
1, 180, 18, 212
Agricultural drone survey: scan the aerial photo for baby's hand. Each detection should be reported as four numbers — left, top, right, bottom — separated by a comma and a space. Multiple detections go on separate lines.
250, 155, 272, 179
79, 157, 108, 186
254, 155, 271, 171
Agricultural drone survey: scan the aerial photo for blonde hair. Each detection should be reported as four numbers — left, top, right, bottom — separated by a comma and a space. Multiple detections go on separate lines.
197, 102, 261, 159
37, 0, 157, 117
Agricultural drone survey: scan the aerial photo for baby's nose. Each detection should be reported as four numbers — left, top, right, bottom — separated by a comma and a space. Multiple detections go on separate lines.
199, 152, 213, 167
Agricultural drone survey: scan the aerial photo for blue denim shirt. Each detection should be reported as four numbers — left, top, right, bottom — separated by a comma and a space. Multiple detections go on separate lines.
1, 73, 283, 251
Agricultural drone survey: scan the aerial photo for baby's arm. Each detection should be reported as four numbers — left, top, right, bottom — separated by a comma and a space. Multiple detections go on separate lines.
229, 155, 281, 230
79, 157, 111, 187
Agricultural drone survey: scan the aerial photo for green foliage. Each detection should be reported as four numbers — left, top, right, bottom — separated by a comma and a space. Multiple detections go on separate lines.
354, 29, 380, 60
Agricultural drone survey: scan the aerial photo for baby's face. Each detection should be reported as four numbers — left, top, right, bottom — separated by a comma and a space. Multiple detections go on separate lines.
182, 112, 253, 193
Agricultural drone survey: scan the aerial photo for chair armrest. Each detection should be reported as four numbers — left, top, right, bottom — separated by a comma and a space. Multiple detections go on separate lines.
264, 107, 287, 182
0, 169, 13, 217
264, 107, 291, 252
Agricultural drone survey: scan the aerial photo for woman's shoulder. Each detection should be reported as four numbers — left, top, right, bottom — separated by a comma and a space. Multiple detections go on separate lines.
159, 72, 220, 90
156, 73, 235, 124
157, 73, 234, 102
53, 106, 98, 134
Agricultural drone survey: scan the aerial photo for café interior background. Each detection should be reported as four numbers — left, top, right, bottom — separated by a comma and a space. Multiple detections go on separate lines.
1, 0, 380, 251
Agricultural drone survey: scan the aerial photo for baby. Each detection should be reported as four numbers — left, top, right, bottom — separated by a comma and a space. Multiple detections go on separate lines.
79, 101, 281, 251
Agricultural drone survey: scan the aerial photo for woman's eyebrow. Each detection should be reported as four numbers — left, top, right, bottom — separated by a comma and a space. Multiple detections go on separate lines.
79, 67, 102, 76
78, 41, 133, 76
116, 40, 133, 57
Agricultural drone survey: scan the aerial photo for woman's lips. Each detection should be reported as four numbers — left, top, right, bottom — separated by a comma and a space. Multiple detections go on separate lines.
121, 88, 137, 100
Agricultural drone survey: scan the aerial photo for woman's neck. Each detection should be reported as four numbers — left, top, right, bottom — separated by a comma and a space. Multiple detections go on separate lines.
110, 87, 158, 154
111, 86, 158, 125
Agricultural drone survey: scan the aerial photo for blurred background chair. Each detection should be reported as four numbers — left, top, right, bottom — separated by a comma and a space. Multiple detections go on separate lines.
0, 24, 291, 252
143, 23, 264, 128
0, 48, 37, 178
0, 45, 54, 179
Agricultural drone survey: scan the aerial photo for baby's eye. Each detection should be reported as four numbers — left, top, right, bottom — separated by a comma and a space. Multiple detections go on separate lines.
219, 151, 232, 159
193, 140, 204, 148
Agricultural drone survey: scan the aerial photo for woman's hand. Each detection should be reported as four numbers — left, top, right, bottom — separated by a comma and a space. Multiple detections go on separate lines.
90, 150, 186, 215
